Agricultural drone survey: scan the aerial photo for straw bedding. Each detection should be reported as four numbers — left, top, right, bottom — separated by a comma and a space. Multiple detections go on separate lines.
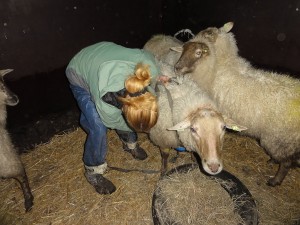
0, 128, 299, 225
153, 167, 246, 225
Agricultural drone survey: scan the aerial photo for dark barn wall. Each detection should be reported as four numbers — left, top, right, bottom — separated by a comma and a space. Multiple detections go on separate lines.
0, 0, 162, 79
1, 0, 300, 150
0, 0, 162, 123
162, 0, 300, 76
0, 0, 162, 150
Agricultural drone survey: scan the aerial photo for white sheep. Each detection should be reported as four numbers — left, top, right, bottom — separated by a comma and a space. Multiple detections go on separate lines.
149, 61, 246, 175
172, 22, 300, 186
0, 69, 34, 211
143, 34, 183, 70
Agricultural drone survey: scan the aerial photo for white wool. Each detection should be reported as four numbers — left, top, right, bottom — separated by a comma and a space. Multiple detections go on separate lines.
177, 22, 300, 185
143, 34, 182, 72
0, 69, 33, 211
0, 69, 24, 178
188, 24, 300, 161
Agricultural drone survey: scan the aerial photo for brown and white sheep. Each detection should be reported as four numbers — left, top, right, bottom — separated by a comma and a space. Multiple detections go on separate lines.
172, 22, 300, 186
0, 69, 34, 211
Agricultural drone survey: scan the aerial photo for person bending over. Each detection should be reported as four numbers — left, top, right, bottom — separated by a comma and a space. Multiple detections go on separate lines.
66, 41, 160, 194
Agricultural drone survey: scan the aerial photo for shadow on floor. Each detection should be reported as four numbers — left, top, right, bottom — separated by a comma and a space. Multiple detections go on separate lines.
5, 67, 80, 153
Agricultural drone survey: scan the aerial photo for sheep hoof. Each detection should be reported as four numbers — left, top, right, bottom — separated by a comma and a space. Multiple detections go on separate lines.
24, 192, 34, 212
267, 177, 281, 187
25, 202, 34, 212
267, 158, 278, 165
169, 152, 180, 163
169, 156, 177, 163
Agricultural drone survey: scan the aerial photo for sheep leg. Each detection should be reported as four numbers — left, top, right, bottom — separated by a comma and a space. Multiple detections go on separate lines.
267, 161, 291, 187
160, 148, 170, 176
169, 151, 179, 163
14, 172, 34, 212
190, 152, 197, 162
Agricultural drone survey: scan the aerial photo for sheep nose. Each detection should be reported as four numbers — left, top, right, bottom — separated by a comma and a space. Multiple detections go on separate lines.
208, 163, 220, 173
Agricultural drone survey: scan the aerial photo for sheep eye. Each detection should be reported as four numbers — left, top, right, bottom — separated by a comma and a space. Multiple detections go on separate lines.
222, 125, 226, 130
195, 50, 202, 57
190, 127, 196, 133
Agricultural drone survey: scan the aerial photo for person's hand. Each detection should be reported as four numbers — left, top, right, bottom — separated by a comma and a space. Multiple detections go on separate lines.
157, 75, 171, 84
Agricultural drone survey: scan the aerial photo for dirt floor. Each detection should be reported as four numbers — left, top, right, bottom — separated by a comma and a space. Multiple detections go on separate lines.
0, 126, 299, 225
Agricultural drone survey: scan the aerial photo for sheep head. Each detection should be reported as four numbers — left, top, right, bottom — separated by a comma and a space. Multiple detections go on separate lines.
167, 107, 246, 175
0, 69, 19, 106
172, 42, 210, 75
172, 22, 234, 75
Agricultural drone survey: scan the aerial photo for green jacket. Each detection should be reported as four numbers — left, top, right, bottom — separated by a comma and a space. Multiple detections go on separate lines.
66, 41, 160, 131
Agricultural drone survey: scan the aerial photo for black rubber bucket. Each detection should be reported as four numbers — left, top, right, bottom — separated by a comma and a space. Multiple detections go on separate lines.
152, 163, 259, 225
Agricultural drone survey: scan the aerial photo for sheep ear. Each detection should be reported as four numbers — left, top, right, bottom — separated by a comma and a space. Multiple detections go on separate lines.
0, 69, 14, 77
224, 116, 247, 132
221, 22, 234, 33
170, 46, 183, 53
167, 119, 191, 131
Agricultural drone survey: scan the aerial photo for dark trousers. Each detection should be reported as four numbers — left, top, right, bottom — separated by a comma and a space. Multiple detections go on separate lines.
69, 84, 137, 166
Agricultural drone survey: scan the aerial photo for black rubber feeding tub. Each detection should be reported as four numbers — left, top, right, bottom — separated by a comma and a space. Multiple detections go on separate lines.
152, 163, 259, 225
